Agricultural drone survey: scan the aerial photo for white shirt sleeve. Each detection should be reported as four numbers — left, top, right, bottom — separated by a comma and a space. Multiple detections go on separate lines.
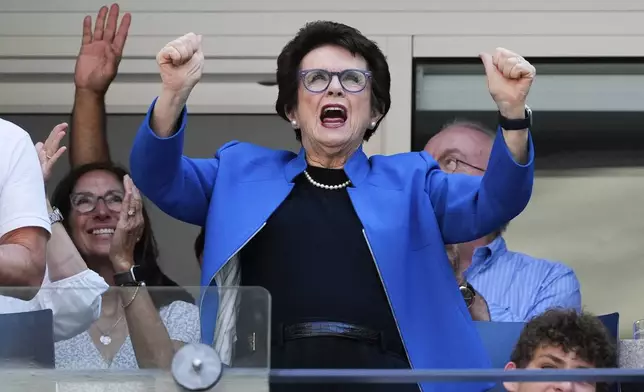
0, 120, 50, 238
34, 268, 109, 342
0, 269, 108, 342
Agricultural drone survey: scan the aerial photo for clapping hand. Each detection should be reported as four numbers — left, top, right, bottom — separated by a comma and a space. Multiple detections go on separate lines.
109, 175, 144, 272
35, 123, 68, 184
480, 48, 536, 118
74, 4, 131, 95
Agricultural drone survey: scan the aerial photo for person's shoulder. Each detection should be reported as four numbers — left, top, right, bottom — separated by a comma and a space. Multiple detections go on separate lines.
0, 118, 31, 149
160, 299, 199, 318
159, 300, 200, 333
216, 141, 295, 160
370, 151, 434, 170
215, 140, 297, 171
505, 248, 578, 278
367, 151, 430, 188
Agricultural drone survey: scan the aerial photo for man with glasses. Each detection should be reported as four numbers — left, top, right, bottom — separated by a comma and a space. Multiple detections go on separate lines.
425, 120, 581, 322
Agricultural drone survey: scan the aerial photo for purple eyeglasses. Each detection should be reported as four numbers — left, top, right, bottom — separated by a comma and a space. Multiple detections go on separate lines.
299, 69, 372, 93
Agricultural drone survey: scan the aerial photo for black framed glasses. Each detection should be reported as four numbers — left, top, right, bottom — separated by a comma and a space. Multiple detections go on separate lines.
299, 69, 372, 93
70, 190, 124, 214
443, 158, 486, 174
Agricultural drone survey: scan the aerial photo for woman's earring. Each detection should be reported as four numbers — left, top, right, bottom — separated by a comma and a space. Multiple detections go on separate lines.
291, 119, 298, 129
370, 121, 377, 129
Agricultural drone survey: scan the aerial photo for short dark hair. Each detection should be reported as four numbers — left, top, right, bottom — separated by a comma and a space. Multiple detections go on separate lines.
194, 227, 205, 260
440, 119, 497, 140
50, 162, 194, 308
275, 20, 391, 141
511, 309, 617, 391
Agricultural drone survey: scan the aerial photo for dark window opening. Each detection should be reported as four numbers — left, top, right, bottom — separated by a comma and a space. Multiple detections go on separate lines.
412, 58, 644, 170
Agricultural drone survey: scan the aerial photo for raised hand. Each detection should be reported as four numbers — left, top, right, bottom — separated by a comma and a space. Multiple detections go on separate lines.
479, 48, 536, 118
156, 33, 205, 95
35, 123, 68, 184
109, 175, 144, 272
75, 4, 131, 95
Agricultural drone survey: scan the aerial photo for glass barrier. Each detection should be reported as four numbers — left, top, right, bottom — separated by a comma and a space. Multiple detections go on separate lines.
0, 285, 269, 392
2, 284, 644, 391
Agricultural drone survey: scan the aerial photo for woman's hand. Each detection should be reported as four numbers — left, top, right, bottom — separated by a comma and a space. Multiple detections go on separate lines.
109, 175, 144, 272
35, 123, 68, 184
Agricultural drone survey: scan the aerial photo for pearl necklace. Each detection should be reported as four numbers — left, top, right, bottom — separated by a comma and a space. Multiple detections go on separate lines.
304, 170, 351, 190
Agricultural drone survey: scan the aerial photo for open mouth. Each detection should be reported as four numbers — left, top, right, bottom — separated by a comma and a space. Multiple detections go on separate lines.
319, 104, 347, 127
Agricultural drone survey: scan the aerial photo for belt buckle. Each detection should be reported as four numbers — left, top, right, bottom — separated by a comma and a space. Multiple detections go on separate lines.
247, 332, 256, 352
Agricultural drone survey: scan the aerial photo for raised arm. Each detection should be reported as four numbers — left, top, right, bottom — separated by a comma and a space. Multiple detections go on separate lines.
35, 124, 88, 281
130, 33, 219, 226
426, 48, 536, 244
34, 125, 109, 340
70, 4, 131, 167
110, 176, 187, 368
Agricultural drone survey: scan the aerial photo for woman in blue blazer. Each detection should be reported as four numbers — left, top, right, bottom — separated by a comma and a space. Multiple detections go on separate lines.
130, 21, 536, 392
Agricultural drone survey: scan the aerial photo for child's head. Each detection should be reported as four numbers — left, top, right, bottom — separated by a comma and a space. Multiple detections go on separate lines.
504, 309, 617, 392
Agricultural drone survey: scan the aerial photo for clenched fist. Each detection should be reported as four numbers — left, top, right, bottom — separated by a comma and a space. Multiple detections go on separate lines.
480, 48, 536, 117
157, 32, 204, 95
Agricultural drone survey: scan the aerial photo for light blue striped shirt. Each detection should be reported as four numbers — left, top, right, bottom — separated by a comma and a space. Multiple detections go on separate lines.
465, 236, 581, 322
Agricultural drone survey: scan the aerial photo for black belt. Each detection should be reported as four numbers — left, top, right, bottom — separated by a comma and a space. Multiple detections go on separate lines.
275, 321, 405, 357
233, 321, 406, 364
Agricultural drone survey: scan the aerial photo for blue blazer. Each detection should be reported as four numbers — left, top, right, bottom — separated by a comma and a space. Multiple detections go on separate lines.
130, 100, 535, 392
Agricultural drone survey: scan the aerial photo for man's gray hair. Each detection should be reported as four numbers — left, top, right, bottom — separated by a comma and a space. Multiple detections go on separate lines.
439, 119, 496, 140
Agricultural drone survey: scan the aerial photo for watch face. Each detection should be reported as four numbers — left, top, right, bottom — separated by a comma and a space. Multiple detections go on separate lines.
459, 285, 475, 306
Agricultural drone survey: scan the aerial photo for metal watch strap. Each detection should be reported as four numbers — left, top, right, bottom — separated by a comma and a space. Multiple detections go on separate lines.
49, 207, 63, 225
114, 265, 143, 287
498, 105, 532, 130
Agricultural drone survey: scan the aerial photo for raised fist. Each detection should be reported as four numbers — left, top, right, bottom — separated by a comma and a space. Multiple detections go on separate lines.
480, 48, 536, 117
157, 33, 204, 94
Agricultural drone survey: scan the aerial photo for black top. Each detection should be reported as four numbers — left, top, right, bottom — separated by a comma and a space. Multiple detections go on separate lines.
240, 165, 405, 356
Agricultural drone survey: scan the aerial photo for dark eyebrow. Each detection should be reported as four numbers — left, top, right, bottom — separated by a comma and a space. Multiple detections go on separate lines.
537, 354, 566, 365
538, 354, 593, 369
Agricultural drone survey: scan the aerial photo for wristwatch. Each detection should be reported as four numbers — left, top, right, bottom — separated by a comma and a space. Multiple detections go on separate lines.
498, 105, 532, 130
459, 281, 476, 309
49, 207, 63, 225
114, 265, 145, 286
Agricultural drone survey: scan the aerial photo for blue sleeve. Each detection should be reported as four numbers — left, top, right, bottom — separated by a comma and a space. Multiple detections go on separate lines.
524, 266, 582, 320
129, 98, 221, 227
425, 127, 535, 244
